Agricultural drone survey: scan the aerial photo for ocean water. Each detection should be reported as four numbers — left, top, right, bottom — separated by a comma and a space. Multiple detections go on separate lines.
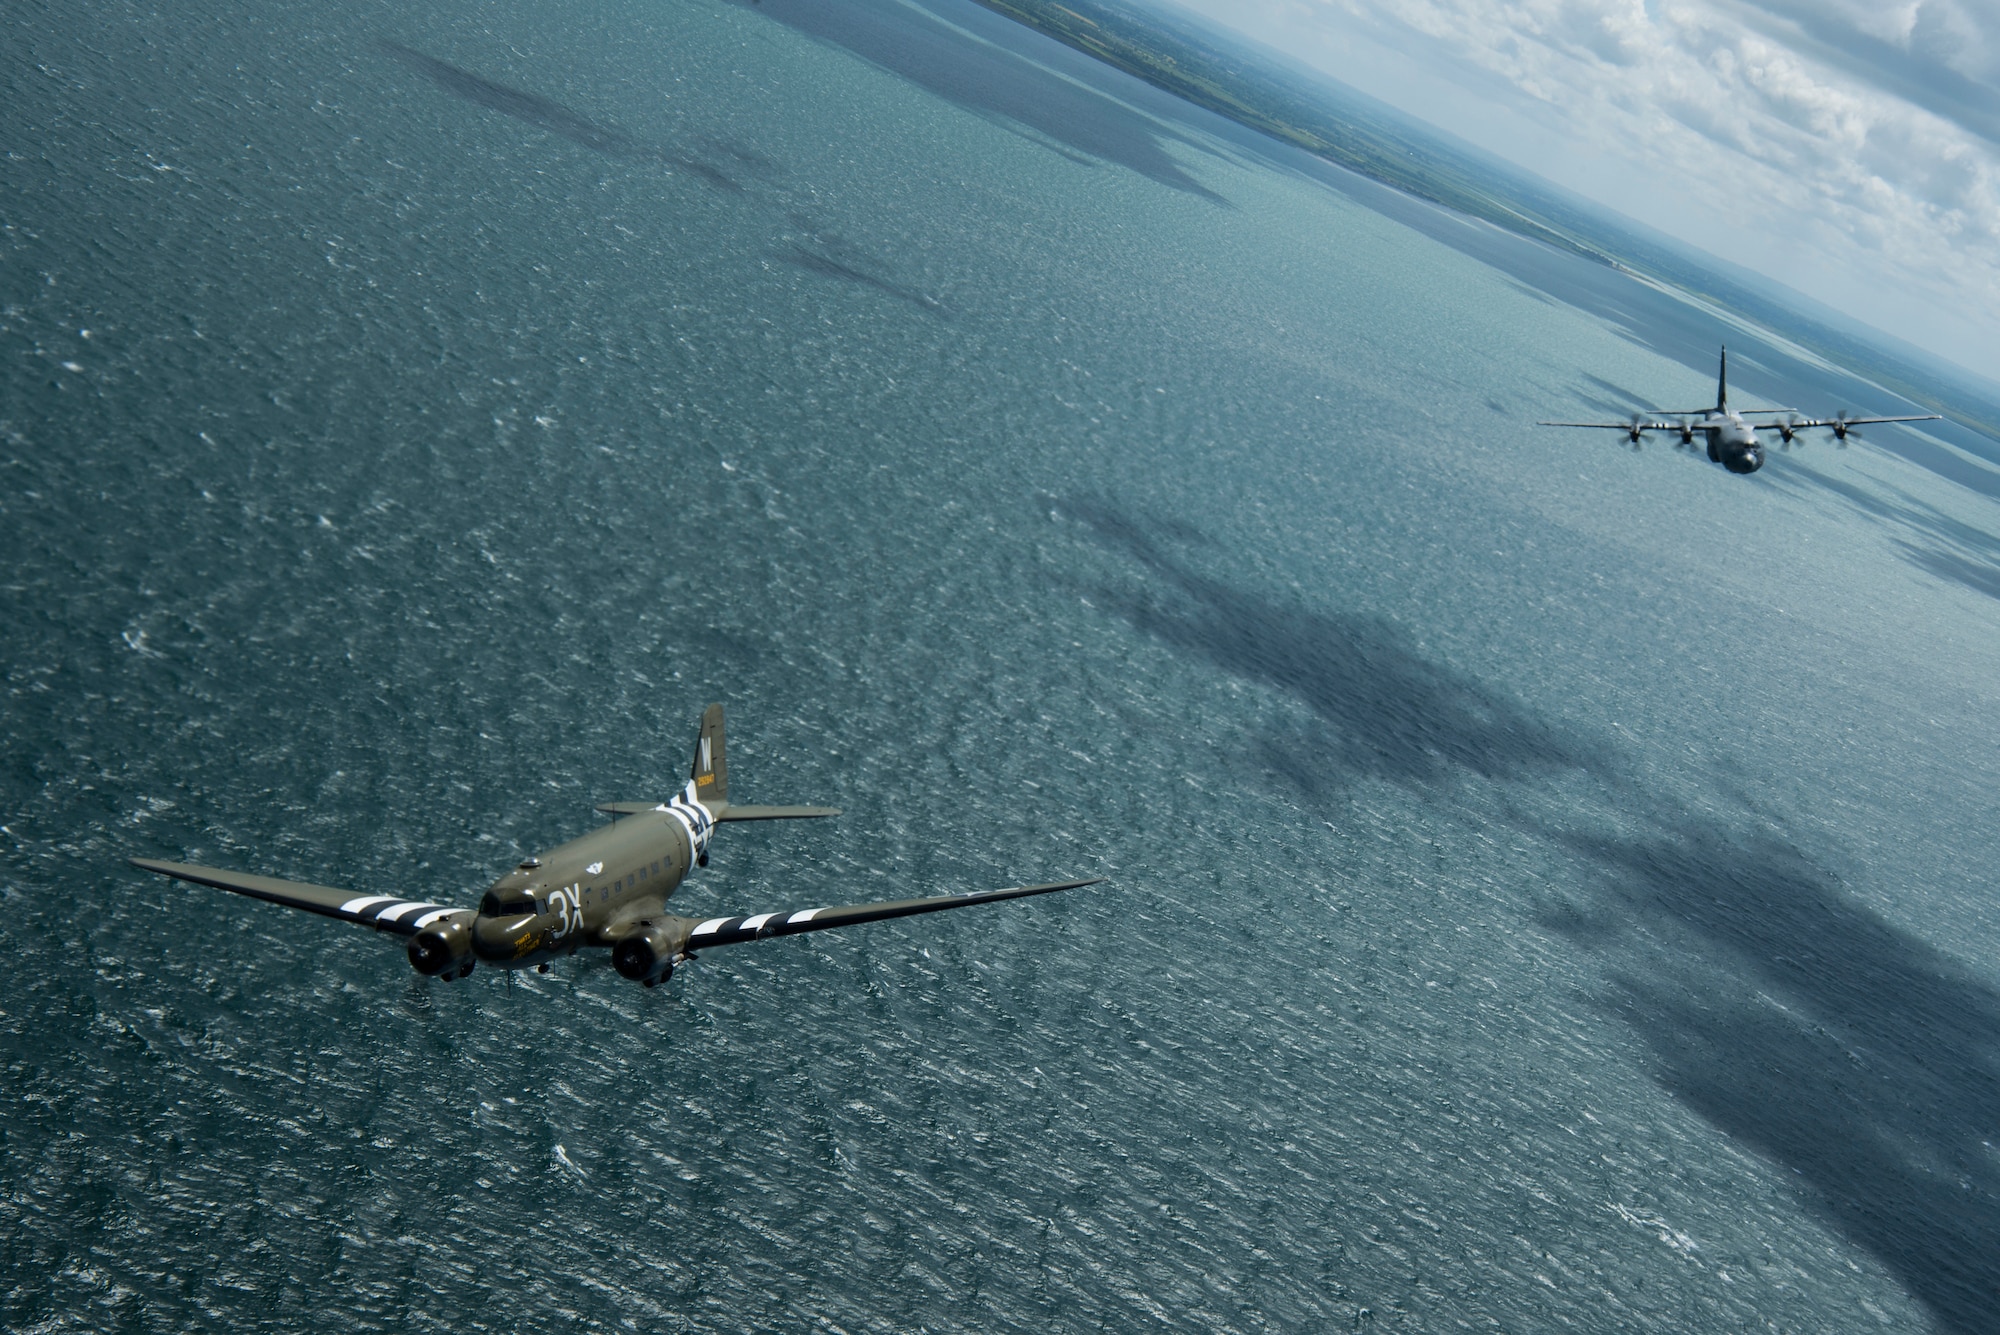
5, 0, 2000, 1331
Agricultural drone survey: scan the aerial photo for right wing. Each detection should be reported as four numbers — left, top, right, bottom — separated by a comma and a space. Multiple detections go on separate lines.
684, 878, 1102, 947
129, 857, 465, 936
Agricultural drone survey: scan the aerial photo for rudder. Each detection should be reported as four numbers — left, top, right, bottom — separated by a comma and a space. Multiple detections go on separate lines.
691, 703, 728, 806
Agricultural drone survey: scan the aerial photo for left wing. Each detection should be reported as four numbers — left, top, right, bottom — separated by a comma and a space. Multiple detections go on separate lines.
683, 877, 1103, 948
129, 857, 465, 936
1537, 419, 1695, 433
1772, 413, 1940, 429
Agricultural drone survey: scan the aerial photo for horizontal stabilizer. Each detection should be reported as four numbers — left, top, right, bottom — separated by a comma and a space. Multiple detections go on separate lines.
596, 800, 838, 820
715, 804, 840, 822
685, 877, 1102, 948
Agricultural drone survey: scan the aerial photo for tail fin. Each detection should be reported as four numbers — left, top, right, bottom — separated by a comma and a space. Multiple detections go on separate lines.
691, 703, 728, 806
595, 704, 837, 821
1717, 346, 1729, 413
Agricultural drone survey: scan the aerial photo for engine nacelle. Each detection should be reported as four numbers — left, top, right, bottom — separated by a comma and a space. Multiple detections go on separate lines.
408, 916, 474, 977
612, 923, 678, 987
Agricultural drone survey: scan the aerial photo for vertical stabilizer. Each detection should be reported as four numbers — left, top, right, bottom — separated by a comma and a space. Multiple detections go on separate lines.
1717, 346, 1729, 413
691, 703, 728, 807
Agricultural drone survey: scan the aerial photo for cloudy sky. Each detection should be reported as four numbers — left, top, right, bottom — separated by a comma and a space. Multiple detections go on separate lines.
1156, 0, 2000, 380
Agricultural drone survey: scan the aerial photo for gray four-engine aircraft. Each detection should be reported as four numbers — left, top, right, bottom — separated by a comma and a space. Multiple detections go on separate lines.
1540, 347, 1939, 474
131, 705, 1100, 989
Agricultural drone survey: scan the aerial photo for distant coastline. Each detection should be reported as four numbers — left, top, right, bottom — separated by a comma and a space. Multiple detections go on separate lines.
967, 0, 1612, 267
968, 0, 2000, 443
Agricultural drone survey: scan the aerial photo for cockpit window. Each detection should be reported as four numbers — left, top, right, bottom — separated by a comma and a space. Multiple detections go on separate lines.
480, 893, 537, 918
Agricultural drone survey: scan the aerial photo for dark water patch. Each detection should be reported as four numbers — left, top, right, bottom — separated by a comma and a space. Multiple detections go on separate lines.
1058, 497, 1608, 798
1575, 372, 1668, 417
377, 40, 639, 155
1895, 542, 2000, 602
667, 154, 747, 193
1868, 434, 2000, 502
697, 136, 778, 177
775, 219, 948, 315
779, 247, 948, 315
1764, 462, 2000, 601
732, 0, 1229, 204
1761, 456, 1908, 522
1548, 827, 2000, 1335
376, 39, 755, 190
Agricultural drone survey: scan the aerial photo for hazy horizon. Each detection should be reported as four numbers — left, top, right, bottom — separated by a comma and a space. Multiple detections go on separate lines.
1152, 0, 2000, 385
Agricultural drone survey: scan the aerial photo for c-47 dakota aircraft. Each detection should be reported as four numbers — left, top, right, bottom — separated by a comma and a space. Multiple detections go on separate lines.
131, 705, 1100, 989
1540, 347, 1938, 474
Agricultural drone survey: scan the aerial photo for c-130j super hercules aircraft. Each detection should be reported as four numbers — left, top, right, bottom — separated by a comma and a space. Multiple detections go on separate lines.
132, 705, 1101, 990
1540, 347, 1939, 474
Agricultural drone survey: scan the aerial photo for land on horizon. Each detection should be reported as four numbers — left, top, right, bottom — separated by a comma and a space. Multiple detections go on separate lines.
967, 0, 2000, 446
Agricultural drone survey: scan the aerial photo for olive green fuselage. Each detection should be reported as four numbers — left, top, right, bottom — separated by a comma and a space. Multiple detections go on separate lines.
469, 795, 710, 970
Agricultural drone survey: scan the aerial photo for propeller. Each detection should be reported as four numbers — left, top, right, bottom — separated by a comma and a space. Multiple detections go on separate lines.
1625, 415, 1646, 448
1774, 415, 1803, 448
1832, 412, 1861, 445
1673, 418, 1695, 448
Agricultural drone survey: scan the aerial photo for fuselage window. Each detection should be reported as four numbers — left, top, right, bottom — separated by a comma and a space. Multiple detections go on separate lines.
614, 879, 622, 893
651, 860, 660, 875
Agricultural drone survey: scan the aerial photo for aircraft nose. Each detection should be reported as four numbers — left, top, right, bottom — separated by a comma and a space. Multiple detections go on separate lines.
472, 911, 534, 962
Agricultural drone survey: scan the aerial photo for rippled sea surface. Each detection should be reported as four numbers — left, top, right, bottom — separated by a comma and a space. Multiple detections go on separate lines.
7, 1, 2000, 1331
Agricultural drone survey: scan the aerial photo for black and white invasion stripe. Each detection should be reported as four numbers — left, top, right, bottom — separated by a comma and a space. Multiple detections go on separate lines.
656, 780, 717, 863
337, 895, 459, 933
688, 907, 825, 946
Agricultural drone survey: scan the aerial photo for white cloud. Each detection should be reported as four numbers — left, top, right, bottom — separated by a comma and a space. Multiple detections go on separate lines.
1162, 0, 2000, 373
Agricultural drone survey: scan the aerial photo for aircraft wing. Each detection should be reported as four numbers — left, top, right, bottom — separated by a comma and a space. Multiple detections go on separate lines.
129, 857, 466, 936
1771, 413, 1941, 429
1537, 419, 1691, 431
683, 877, 1103, 948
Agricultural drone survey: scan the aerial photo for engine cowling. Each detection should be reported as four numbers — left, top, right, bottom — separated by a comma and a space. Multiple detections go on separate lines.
408, 916, 474, 977
612, 923, 678, 987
